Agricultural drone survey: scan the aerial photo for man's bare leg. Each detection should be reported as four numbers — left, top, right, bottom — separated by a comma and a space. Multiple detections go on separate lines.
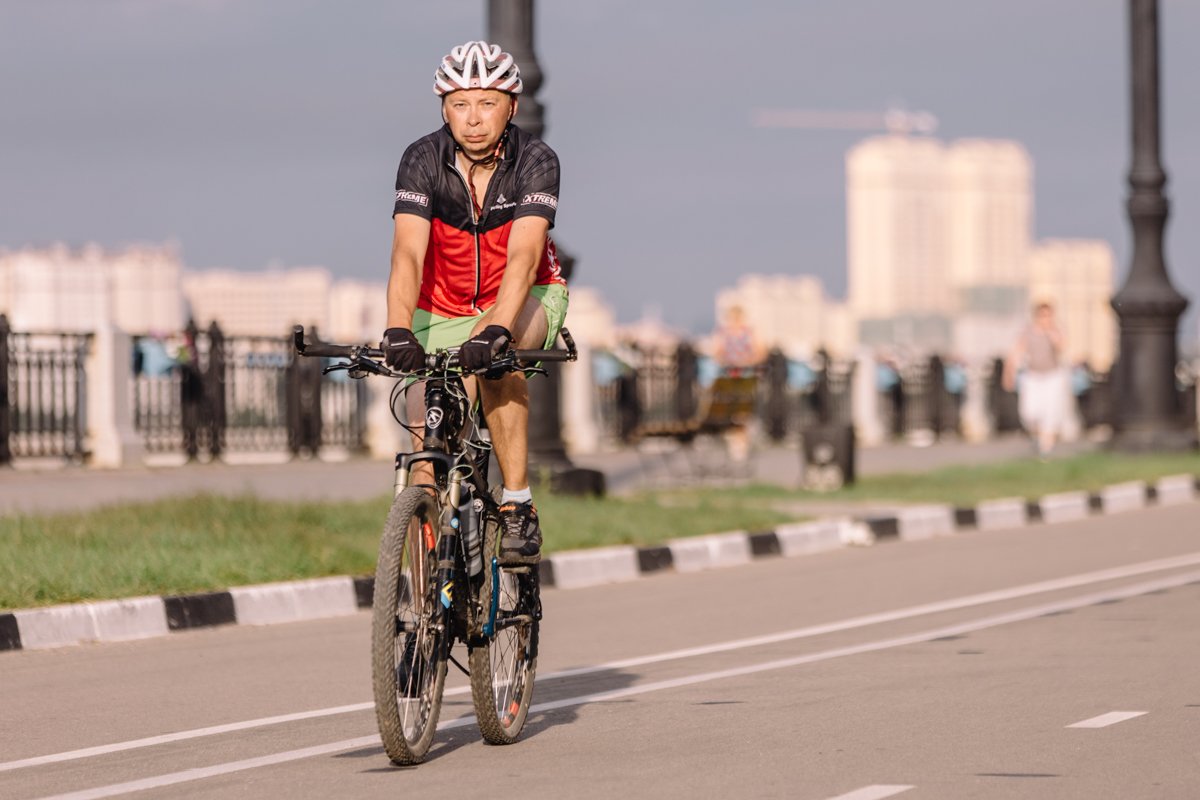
404, 388, 436, 491
476, 296, 550, 564
477, 295, 549, 493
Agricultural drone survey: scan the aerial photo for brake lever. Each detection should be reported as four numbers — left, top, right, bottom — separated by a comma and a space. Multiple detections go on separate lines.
360, 359, 394, 377
323, 358, 394, 379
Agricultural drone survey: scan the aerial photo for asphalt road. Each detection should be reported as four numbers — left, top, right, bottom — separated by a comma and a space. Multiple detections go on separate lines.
2, 501, 1198, 799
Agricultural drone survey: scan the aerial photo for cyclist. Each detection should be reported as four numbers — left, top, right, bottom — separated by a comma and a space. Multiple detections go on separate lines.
382, 40, 567, 566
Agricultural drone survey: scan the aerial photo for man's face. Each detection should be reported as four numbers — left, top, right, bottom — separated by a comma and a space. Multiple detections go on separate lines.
442, 89, 516, 159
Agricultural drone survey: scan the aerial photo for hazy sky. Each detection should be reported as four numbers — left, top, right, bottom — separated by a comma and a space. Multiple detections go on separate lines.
3, 0, 1198, 335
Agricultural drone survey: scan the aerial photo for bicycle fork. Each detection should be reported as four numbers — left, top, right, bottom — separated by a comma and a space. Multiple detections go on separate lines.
432, 474, 466, 653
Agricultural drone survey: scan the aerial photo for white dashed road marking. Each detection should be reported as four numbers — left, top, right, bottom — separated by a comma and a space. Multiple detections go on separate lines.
826, 786, 915, 800
1066, 711, 1148, 729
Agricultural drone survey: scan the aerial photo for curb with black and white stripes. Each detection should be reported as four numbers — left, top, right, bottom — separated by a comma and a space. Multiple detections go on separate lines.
2, 473, 1196, 653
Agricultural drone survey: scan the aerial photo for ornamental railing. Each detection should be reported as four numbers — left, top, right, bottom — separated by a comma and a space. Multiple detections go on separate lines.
0, 314, 91, 463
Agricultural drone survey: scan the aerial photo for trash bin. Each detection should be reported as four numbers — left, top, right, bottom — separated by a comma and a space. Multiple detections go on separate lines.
801, 424, 856, 491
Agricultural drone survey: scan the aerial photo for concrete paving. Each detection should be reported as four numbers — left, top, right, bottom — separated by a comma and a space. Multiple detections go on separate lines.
0, 434, 1092, 516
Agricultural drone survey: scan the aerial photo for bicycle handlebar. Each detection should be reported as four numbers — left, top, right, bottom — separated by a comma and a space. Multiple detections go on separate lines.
292, 325, 578, 375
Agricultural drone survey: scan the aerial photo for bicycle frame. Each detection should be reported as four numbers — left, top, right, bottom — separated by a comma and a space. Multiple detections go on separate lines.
292, 323, 573, 649
392, 371, 505, 651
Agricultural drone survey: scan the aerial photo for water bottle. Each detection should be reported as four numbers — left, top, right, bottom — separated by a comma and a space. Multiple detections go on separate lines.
459, 489, 483, 577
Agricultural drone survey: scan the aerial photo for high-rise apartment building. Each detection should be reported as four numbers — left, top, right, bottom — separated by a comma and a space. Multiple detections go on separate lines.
945, 139, 1033, 313
847, 135, 951, 318
846, 134, 1033, 353
1028, 239, 1118, 370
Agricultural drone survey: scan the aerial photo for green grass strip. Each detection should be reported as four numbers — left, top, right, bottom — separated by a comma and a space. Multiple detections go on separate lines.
662, 450, 1200, 508
826, 449, 1198, 506
0, 491, 791, 611
2, 449, 1194, 611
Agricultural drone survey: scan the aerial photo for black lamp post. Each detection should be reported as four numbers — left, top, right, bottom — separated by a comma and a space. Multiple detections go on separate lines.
1110, 0, 1196, 451
488, 0, 606, 493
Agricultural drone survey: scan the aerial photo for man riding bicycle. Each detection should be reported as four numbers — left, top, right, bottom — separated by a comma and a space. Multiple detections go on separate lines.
383, 40, 567, 566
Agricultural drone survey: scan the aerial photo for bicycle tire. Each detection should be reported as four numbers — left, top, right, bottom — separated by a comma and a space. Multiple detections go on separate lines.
372, 487, 448, 764
468, 512, 539, 744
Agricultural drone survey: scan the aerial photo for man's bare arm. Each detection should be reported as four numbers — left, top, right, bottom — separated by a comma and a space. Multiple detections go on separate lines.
487, 216, 550, 331
386, 215, 432, 330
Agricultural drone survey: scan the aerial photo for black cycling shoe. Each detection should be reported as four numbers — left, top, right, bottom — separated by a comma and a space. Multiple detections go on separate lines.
395, 634, 425, 698
498, 502, 542, 566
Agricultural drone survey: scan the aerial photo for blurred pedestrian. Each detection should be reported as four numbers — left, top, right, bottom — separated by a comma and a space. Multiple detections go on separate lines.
711, 305, 765, 466
1003, 301, 1068, 458
176, 326, 203, 460
713, 305, 765, 377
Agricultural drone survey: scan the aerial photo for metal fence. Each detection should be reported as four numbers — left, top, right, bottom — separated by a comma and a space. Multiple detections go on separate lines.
875, 357, 967, 440
0, 315, 91, 462
592, 345, 854, 444
590, 344, 1200, 446
132, 322, 367, 460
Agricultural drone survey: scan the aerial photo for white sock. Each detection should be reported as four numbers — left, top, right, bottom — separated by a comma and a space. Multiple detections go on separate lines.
501, 487, 533, 505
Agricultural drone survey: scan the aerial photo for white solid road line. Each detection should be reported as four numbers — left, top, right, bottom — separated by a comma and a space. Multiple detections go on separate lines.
1067, 711, 1148, 729
31, 569, 1200, 800
8, 551, 1200, 776
826, 786, 915, 800
0, 703, 370, 774
0, 688, 467, 774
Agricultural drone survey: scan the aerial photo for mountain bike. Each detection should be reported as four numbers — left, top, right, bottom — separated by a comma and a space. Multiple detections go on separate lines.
293, 325, 576, 765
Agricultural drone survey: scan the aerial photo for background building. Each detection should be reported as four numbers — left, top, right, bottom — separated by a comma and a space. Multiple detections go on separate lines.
945, 139, 1033, 314
329, 280, 387, 345
182, 267, 332, 337
715, 274, 855, 359
0, 244, 185, 332
847, 135, 952, 320
846, 134, 1033, 356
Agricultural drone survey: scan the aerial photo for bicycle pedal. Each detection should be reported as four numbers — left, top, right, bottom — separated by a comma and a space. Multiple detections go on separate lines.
504, 566, 533, 574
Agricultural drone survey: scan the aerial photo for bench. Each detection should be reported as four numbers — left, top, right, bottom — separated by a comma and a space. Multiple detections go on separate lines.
631, 375, 759, 443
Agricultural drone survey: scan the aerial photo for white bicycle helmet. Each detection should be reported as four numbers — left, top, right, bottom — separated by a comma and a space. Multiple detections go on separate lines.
434, 40, 523, 96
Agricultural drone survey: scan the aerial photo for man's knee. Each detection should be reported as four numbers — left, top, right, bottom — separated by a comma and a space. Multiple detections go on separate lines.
511, 295, 549, 349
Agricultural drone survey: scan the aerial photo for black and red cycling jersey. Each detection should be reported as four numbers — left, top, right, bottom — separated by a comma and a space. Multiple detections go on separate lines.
392, 123, 565, 318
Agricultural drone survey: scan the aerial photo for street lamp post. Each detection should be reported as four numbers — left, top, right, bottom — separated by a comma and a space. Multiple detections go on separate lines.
1110, 0, 1196, 451
487, 0, 606, 493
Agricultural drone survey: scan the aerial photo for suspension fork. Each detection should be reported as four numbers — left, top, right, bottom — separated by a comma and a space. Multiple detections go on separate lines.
432, 473, 465, 650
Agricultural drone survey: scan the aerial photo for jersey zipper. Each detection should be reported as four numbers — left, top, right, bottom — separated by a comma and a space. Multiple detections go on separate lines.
449, 156, 509, 315
448, 160, 483, 315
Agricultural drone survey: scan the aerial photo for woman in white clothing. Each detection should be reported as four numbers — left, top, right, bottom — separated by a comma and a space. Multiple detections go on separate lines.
1003, 302, 1068, 458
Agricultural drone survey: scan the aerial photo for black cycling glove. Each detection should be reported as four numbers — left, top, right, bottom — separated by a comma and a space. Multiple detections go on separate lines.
459, 325, 513, 372
381, 327, 425, 372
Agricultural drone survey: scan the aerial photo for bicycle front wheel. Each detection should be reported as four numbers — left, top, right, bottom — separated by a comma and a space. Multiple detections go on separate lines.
371, 487, 448, 765
469, 513, 539, 744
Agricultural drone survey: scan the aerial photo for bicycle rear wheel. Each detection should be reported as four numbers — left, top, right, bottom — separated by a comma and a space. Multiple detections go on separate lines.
469, 512, 539, 744
372, 487, 448, 764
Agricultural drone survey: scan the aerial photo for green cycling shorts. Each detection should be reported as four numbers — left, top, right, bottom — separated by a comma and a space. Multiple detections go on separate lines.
411, 283, 569, 354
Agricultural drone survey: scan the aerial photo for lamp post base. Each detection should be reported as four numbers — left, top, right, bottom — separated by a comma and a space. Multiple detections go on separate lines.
532, 463, 607, 497
1109, 425, 1198, 453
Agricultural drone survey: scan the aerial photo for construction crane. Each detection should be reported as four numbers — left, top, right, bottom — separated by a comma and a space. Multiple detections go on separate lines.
751, 107, 938, 135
